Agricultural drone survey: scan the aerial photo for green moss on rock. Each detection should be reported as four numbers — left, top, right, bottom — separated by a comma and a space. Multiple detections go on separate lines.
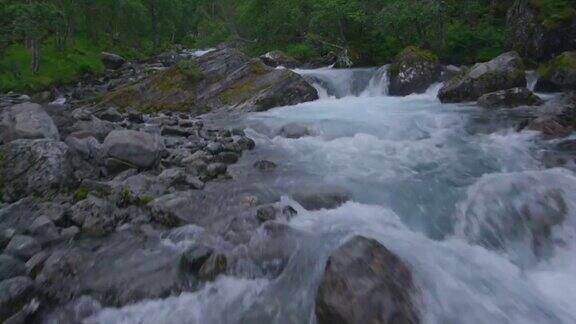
389, 46, 438, 76
538, 51, 576, 77
529, 0, 576, 30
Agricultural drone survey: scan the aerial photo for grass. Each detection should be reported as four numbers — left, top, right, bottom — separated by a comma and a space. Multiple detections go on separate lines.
0, 38, 105, 93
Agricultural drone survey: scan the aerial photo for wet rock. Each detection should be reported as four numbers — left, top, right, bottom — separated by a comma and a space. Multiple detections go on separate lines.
256, 205, 279, 223
438, 52, 526, 103
535, 51, 576, 92
260, 50, 300, 68
101, 52, 126, 70
237, 136, 256, 150
5, 235, 41, 260
478, 87, 543, 108
278, 123, 311, 139
293, 190, 350, 211
206, 163, 228, 178
0, 255, 26, 281
103, 130, 165, 169
198, 253, 227, 281
0, 276, 35, 322
0, 103, 59, 143
388, 46, 441, 96
315, 236, 419, 324
180, 245, 214, 273
1, 139, 73, 202
253, 160, 277, 171
526, 116, 572, 139
215, 152, 240, 164
150, 193, 203, 227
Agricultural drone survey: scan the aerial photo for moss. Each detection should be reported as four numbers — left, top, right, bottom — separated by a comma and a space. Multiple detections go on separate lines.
73, 187, 89, 202
389, 46, 438, 76
538, 51, 576, 77
176, 60, 202, 82
220, 74, 259, 105
137, 195, 153, 206
529, 0, 576, 30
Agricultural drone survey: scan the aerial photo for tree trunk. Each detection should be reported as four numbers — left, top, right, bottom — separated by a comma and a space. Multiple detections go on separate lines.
31, 39, 40, 74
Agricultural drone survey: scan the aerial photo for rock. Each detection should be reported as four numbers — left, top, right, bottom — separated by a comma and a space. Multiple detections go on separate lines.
526, 116, 573, 138
0, 276, 35, 322
504, 0, 576, 62
205, 142, 223, 154
206, 163, 227, 178
99, 46, 317, 115
278, 123, 311, 139
161, 126, 193, 137
535, 51, 576, 92
0, 199, 39, 235
105, 158, 137, 174
256, 205, 279, 223
477, 87, 543, 108
103, 130, 165, 169
70, 115, 120, 142
60, 226, 80, 240
101, 52, 126, 70
293, 189, 350, 211
236, 136, 256, 150
215, 152, 240, 164
0, 255, 26, 281
1, 140, 73, 202
28, 216, 60, 245
70, 196, 119, 236
5, 235, 41, 260
25, 251, 48, 278
388, 46, 441, 96
0, 103, 59, 143
127, 109, 144, 123
65, 135, 103, 161
198, 253, 227, 281
438, 52, 526, 103
260, 50, 300, 68
253, 160, 277, 171
150, 193, 202, 227
95, 107, 123, 122
180, 245, 214, 273
315, 236, 419, 324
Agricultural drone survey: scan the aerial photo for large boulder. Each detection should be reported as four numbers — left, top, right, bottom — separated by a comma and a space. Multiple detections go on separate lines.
387, 46, 441, 96
504, 0, 576, 62
0, 276, 35, 322
99, 46, 317, 115
1, 139, 73, 202
260, 50, 300, 68
102, 130, 164, 169
477, 87, 543, 108
101, 52, 126, 70
438, 52, 526, 103
535, 51, 576, 92
315, 236, 419, 324
0, 103, 59, 144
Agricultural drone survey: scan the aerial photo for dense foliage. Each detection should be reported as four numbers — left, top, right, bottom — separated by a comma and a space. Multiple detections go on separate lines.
0, 0, 573, 92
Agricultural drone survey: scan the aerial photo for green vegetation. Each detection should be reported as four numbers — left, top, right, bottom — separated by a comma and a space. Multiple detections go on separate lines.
73, 186, 89, 202
538, 51, 576, 77
0, 0, 574, 93
176, 60, 202, 82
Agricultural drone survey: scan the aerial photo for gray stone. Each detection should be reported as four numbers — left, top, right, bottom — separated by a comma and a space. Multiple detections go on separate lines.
180, 245, 214, 273
253, 160, 277, 171
198, 253, 227, 281
316, 236, 419, 324
478, 87, 543, 108
0, 255, 26, 281
215, 152, 240, 164
29, 216, 60, 244
206, 163, 227, 178
95, 107, 123, 122
278, 123, 311, 139
1, 139, 73, 202
71, 196, 119, 236
101, 52, 126, 70
388, 47, 441, 96
103, 130, 165, 169
0, 276, 34, 322
25, 251, 48, 278
438, 52, 526, 103
0, 103, 59, 143
5, 236, 41, 260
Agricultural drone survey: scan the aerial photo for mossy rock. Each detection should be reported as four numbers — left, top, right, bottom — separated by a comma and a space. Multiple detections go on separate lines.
528, 0, 576, 30
388, 46, 440, 96
100, 59, 205, 114
536, 51, 576, 91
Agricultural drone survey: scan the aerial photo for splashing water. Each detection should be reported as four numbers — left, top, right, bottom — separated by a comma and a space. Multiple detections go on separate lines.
88, 69, 576, 324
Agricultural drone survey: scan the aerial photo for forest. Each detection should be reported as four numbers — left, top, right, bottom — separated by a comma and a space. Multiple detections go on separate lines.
0, 0, 574, 92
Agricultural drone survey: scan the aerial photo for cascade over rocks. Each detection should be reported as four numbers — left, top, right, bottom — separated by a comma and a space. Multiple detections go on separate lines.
478, 87, 543, 108
0, 103, 59, 143
315, 236, 420, 324
438, 52, 526, 103
388, 46, 441, 96
504, 0, 576, 62
99, 45, 318, 115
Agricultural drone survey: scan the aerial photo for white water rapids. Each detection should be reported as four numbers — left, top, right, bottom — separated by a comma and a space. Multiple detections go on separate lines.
88, 68, 576, 324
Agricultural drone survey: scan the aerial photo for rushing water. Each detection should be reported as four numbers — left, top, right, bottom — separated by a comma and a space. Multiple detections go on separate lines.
88, 69, 576, 324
